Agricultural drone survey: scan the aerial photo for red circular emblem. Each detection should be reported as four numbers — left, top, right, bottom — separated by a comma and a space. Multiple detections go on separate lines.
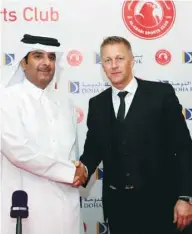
155, 49, 171, 65
76, 107, 84, 123
67, 50, 83, 66
122, 0, 176, 40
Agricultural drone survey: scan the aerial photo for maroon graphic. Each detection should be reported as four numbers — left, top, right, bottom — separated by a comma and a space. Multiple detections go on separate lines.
83, 222, 87, 232
76, 107, 84, 123
67, 50, 83, 66
122, 0, 176, 39
155, 49, 171, 65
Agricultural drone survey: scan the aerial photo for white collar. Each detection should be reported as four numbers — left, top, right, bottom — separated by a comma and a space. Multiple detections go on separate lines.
22, 78, 55, 100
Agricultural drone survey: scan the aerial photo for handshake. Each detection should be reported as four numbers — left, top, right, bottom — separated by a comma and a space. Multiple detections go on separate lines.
72, 161, 88, 187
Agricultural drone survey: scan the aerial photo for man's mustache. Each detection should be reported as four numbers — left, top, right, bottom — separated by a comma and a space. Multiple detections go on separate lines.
38, 66, 51, 72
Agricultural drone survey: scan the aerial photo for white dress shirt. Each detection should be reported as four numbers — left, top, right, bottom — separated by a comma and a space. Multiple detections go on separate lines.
1, 79, 83, 234
112, 77, 138, 117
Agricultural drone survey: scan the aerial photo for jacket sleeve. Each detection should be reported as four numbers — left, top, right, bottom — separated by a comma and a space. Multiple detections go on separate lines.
1, 92, 76, 184
163, 84, 192, 196
80, 98, 103, 181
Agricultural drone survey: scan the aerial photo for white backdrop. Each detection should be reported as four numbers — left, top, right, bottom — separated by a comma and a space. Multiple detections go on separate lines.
1, 1, 192, 233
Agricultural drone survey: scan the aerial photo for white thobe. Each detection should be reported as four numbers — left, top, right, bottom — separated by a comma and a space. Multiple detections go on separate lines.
0, 79, 84, 234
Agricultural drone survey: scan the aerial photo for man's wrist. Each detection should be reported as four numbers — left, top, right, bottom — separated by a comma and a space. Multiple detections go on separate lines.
83, 164, 88, 175
71, 160, 88, 175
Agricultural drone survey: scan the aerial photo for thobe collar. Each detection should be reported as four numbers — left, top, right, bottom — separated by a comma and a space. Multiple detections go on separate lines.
22, 78, 55, 100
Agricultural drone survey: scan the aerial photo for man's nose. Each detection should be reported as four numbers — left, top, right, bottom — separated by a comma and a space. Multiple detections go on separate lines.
42, 56, 51, 66
111, 59, 118, 68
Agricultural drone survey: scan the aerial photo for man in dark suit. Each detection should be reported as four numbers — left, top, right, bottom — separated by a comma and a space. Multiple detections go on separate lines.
74, 36, 192, 234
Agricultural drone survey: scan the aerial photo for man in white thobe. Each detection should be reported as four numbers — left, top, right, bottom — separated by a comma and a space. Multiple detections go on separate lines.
0, 34, 87, 234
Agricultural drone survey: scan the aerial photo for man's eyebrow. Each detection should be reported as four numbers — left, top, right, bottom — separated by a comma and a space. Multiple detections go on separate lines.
30, 51, 56, 57
103, 54, 125, 59
49, 53, 56, 56
30, 51, 44, 55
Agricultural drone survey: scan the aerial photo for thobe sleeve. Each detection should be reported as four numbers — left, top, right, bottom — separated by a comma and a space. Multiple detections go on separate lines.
71, 100, 80, 160
1, 92, 76, 184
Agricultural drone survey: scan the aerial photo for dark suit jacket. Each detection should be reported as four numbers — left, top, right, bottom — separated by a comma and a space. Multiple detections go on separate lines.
80, 78, 192, 228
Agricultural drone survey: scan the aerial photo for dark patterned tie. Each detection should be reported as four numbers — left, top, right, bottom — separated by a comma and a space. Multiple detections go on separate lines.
117, 91, 128, 121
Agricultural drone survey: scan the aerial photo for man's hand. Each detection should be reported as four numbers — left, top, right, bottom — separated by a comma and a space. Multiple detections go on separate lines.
72, 161, 88, 187
174, 200, 192, 231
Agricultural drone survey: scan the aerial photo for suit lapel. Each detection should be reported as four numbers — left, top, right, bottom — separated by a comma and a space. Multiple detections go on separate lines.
101, 88, 114, 127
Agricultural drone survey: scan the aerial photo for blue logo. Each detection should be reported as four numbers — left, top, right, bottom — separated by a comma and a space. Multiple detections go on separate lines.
3, 53, 15, 65
182, 52, 192, 64
96, 168, 103, 180
95, 53, 101, 64
97, 222, 108, 234
183, 108, 192, 120
68, 81, 80, 93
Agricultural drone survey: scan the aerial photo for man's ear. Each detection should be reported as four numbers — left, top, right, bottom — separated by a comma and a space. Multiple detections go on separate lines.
20, 59, 27, 71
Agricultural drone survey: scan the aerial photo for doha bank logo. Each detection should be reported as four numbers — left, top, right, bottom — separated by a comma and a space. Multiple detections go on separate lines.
68, 81, 110, 94
183, 108, 192, 120
158, 80, 192, 93
182, 52, 192, 64
95, 168, 103, 180
68, 81, 80, 93
97, 222, 108, 234
94, 53, 101, 64
2, 53, 15, 65
80, 197, 102, 209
